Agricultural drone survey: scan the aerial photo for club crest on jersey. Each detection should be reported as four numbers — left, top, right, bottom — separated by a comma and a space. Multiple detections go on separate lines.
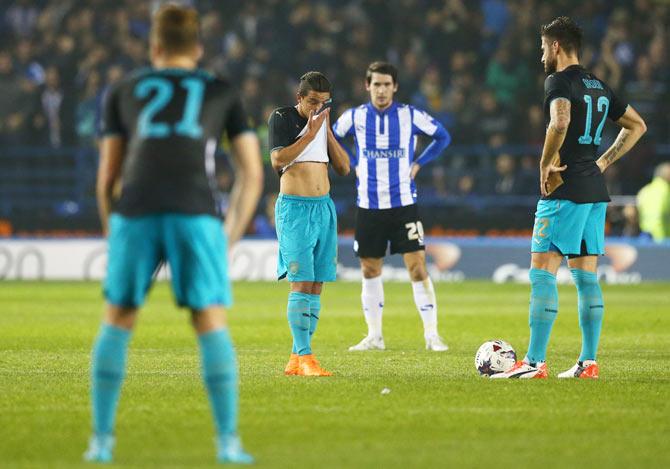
362, 148, 406, 159
289, 261, 300, 274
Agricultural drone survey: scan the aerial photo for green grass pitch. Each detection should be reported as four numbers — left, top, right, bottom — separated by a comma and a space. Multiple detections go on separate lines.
1, 281, 669, 468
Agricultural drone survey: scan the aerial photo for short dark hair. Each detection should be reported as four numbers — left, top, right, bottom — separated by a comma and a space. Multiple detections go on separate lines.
298, 71, 331, 96
541, 16, 582, 55
151, 4, 200, 55
366, 61, 398, 84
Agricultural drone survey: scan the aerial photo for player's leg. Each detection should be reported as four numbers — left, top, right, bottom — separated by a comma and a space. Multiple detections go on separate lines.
191, 307, 253, 464
388, 205, 446, 351
349, 256, 386, 350
85, 214, 161, 462
309, 196, 337, 345
402, 250, 448, 351
84, 305, 137, 463
492, 250, 562, 379
287, 281, 331, 376
350, 206, 388, 351
526, 251, 563, 363
559, 202, 607, 378
164, 214, 252, 463
309, 282, 323, 340
288, 280, 315, 358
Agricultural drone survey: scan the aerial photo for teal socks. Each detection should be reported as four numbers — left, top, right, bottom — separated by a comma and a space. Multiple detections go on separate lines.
198, 328, 238, 437
290, 293, 321, 353
308, 294, 320, 338
91, 324, 131, 436
571, 269, 604, 361
288, 292, 312, 355
526, 268, 559, 364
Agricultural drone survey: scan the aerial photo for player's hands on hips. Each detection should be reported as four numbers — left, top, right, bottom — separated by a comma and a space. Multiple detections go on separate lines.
596, 158, 608, 173
307, 108, 329, 139
540, 163, 567, 197
410, 163, 421, 180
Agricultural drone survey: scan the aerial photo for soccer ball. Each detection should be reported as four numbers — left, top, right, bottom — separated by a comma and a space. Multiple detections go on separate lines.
475, 340, 517, 376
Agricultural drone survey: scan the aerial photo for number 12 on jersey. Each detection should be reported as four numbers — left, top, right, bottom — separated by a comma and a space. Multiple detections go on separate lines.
135, 77, 205, 139
578, 95, 609, 146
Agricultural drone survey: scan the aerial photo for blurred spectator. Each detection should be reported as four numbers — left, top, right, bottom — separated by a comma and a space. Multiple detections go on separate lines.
35, 66, 75, 147
493, 153, 521, 195
621, 205, 641, 238
5, 0, 39, 38
76, 70, 102, 145
624, 55, 667, 140
253, 192, 279, 237
455, 173, 476, 196
608, 204, 642, 238
485, 44, 530, 106
14, 39, 44, 85
637, 163, 670, 242
477, 90, 510, 144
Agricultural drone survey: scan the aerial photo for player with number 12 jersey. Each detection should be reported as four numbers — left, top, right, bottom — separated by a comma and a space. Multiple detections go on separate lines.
492, 16, 646, 380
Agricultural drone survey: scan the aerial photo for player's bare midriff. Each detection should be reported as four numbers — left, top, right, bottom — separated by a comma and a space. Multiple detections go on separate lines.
280, 161, 330, 197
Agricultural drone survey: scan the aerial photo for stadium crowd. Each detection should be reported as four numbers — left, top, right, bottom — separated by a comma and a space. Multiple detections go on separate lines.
1, 0, 669, 234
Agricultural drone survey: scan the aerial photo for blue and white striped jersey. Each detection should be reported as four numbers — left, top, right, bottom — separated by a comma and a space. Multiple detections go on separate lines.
333, 102, 451, 209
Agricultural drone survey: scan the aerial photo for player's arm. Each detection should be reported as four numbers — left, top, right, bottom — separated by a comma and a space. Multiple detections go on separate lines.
332, 108, 358, 167
539, 97, 570, 197
269, 110, 327, 172
226, 131, 264, 246
411, 109, 451, 179
596, 105, 647, 173
96, 136, 126, 236
325, 109, 350, 176
97, 84, 126, 236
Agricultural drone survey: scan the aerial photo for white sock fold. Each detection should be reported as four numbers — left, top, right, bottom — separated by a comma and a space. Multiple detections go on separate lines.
412, 278, 438, 337
361, 275, 384, 338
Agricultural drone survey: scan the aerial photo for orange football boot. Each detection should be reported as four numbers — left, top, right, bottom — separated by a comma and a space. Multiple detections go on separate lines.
490, 360, 548, 379
297, 354, 332, 377
284, 353, 299, 376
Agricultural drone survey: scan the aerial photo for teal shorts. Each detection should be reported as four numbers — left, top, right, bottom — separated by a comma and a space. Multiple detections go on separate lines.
275, 193, 338, 282
105, 213, 232, 309
531, 199, 608, 257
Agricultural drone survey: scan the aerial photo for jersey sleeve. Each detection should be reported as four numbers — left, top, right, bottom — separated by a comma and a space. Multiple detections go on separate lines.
224, 96, 251, 139
411, 107, 440, 136
268, 109, 292, 152
411, 107, 451, 166
332, 108, 354, 138
607, 87, 628, 122
544, 73, 571, 104
100, 83, 126, 137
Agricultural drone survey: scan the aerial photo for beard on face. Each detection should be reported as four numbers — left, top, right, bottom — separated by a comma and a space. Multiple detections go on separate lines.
544, 55, 557, 74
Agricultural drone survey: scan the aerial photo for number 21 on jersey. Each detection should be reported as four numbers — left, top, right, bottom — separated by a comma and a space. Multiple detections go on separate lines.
135, 77, 205, 139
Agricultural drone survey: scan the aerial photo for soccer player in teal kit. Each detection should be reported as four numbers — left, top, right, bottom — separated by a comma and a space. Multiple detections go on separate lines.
84, 5, 262, 463
268, 72, 350, 376
492, 17, 646, 379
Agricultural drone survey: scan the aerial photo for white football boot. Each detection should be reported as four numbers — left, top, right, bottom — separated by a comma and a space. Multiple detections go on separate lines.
425, 334, 449, 352
348, 335, 385, 351
557, 360, 599, 379
83, 434, 115, 463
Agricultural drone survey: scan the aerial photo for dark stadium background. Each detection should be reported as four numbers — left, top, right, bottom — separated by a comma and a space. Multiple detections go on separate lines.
0, 0, 667, 238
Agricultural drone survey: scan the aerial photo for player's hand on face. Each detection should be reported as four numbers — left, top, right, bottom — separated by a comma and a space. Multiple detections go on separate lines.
410, 163, 421, 180
307, 108, 328, 139
540, 163, 567, 197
